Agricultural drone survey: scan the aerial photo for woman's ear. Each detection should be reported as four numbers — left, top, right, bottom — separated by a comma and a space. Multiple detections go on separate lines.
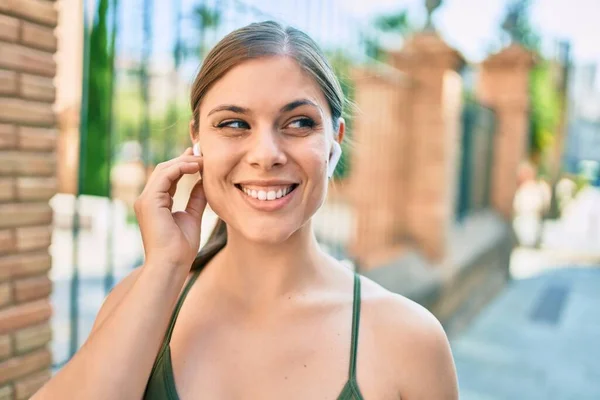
327, 141, 342, 178
189, 120, 202, 156
327, 118, 345, 178
335, 117, 346, 144
189, 120, 198, 143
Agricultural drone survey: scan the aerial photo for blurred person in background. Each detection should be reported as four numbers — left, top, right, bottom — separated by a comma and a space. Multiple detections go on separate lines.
34, 21, 457, 400
514, 161, 551, 246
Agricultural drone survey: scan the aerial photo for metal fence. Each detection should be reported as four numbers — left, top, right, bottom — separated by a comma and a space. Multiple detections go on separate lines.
456, 97, 496, 221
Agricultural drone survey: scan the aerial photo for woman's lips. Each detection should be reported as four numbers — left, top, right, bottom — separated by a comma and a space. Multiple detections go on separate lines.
237, 184, 297, 200
235, 183, 299, 211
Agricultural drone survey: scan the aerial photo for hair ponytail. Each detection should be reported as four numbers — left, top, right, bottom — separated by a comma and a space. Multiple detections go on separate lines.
191, 218, 227, 271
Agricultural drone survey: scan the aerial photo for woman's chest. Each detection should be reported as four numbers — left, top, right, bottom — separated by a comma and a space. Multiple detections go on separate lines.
169, 315, 354, 400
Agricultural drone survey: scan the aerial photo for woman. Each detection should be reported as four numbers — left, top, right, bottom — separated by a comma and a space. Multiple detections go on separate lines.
35, 21, 458, 399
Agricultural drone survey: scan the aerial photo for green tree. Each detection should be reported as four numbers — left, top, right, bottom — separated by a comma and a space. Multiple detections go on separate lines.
162, 0, 185, 161
501, 0, 541, 51
326, 50, 357, 180
364, 9, 414, 62
139, 0, 153, 166
80, 0, 118, 196
500, 0, 560, 164
374, 11, 413, 36
191, 3, 222, 58
529, 61, 561, 165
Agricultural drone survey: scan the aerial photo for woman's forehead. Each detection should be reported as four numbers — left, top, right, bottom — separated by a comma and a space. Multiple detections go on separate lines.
200, 56, 329, 116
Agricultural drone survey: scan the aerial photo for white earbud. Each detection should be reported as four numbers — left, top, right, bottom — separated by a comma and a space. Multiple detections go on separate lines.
192, 142, 202, 156
192, 143, 203, 179
327, 141, 342, 178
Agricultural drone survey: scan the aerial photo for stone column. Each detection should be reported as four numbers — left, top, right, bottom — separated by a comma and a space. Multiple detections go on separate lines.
0, 1, 59, 397
347, 66, 413, 269
477, 44, 535, 219
389, 32, 465, 262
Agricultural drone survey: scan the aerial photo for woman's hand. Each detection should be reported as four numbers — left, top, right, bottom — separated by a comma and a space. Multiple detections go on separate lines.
134, 147, 206, 269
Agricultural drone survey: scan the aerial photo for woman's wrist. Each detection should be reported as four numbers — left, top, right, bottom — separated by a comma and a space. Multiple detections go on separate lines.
140, 257, 191, 286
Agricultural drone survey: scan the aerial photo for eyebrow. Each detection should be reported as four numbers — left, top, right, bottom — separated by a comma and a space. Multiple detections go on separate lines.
207, 105, 250, 117
207, 99, 321, 117
280, 99, 321, 113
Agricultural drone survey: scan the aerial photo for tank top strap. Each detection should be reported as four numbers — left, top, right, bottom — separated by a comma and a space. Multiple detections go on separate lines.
348, 273, 362, 380
163, 268, 202, 345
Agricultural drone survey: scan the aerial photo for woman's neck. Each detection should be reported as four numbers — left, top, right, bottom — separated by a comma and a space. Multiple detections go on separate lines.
210, 222, 329, 308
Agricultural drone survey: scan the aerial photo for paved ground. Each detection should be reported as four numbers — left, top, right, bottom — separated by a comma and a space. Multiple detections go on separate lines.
451, 266, 600, 400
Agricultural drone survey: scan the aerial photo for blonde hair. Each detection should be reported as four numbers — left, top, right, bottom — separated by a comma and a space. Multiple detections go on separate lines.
190, 20, 345, 270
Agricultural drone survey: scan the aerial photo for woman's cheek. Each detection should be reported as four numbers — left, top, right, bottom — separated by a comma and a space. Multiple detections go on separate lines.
299, 138, 329, 175
199, 158, 226, 205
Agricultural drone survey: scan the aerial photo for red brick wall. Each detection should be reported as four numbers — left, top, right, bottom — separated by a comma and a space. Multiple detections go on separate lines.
348, 67, 413, 267
391, 34, 465, 262
0, 0, 58, 398
477, 44, 535, 220
348, 33, 467, 268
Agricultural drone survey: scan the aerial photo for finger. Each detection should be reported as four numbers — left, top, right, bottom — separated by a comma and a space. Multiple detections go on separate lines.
157, 155, 202, 170
147, 156, 203, 190
185, 178, 207, 219
151, 161, 201, 195
153, 149, 201, 171
168, 175, 183, 198
166, 156, 201, 198
166, 151, 195, 197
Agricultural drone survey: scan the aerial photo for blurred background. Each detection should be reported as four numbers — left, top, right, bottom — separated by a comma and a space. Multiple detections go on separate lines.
1, 0, 599, 398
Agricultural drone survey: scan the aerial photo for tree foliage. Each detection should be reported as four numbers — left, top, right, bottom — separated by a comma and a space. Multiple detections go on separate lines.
191, 3, 222, 58
501, 0, 560, 163
326, 50, 357, 180
374, 11, 412, 36
529, 61, 561, 164
501, 0, 541, 51
364, 9, 414, 62
80, 0, 118, 196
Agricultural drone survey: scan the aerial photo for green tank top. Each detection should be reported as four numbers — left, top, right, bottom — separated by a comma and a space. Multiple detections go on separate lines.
143, 268, 365, 400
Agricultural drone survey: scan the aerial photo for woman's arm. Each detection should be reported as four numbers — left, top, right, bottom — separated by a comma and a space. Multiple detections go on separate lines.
33, 261, 189, 400
34, 149, 207, 399
369, 292, 459, 400
397, 314, 459, 399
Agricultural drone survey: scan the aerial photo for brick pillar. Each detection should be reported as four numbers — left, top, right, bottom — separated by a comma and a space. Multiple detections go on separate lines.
390, 32, 465, 262
0, 1, 58, 398
55, 0, 83, 195
348, 66, 413, 269
477, 44, 535, 219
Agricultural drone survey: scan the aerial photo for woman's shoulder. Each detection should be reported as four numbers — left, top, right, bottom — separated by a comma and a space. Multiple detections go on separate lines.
358, 273, 458, 398
358, 273, 445, 341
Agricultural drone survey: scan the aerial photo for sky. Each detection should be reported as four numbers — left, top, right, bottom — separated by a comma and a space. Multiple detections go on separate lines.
112, 0, 600, 87
339, 0, 600, 64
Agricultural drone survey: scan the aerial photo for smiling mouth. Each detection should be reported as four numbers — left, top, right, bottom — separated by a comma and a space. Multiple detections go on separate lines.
234, 184, 299, 201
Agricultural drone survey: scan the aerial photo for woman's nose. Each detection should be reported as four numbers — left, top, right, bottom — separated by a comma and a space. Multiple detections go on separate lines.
245, 127, 287, 170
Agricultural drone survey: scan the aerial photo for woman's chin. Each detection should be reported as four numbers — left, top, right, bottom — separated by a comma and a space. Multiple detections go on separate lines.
239, 225, 297, 245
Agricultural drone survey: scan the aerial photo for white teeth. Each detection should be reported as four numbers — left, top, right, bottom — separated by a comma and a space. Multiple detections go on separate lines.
240, 185, 295, 201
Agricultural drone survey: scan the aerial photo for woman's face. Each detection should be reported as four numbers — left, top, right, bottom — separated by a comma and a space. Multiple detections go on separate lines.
194, 56, 344, 244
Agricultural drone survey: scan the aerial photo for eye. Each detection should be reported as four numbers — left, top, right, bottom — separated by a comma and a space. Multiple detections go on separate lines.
217, 120, 250, 129
286, 117, 315, 129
